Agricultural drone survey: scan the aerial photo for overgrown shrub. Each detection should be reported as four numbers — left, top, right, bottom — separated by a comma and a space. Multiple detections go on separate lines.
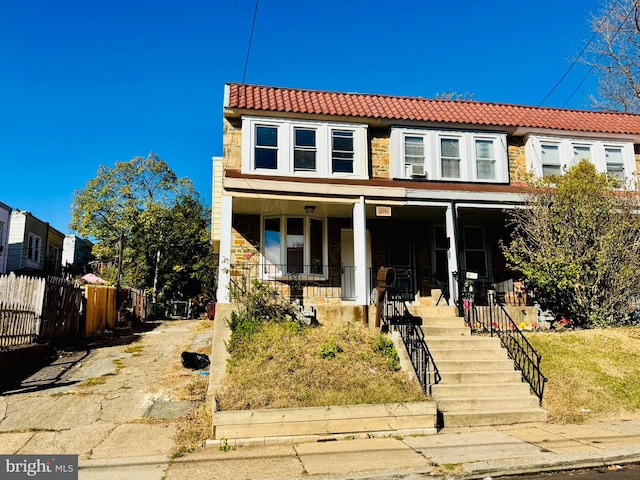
372, 335, 400, 371
226, 280, 301, 353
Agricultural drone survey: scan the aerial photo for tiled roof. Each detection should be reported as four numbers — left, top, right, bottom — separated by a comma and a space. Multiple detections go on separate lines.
225, 83, 640, 136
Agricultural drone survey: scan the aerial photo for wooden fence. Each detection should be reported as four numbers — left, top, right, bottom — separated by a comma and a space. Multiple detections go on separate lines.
84, 285, 117, 335
0, 273, 149, 347
0, 274, 45, 348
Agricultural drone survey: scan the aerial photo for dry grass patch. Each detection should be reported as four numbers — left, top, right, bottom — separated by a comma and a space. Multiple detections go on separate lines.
216, 321, 426, 411
526, 327, 640, 423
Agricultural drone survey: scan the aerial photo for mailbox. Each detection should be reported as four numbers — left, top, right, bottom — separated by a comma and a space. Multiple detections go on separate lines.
376, 267, 396, 291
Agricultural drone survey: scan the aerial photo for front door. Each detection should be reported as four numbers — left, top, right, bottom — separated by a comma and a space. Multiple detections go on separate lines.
388, 233, 414, 301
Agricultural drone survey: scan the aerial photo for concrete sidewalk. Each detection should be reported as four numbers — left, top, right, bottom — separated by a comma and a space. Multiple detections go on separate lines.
162, 418, 640, 479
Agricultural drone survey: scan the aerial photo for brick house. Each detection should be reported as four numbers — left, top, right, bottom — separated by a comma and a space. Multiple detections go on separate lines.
213, 83, 640, 323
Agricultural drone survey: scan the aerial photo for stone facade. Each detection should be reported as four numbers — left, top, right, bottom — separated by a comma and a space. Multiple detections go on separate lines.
223, 118, 242, 170
508, 137, 528, 185
370, 130, 390, 179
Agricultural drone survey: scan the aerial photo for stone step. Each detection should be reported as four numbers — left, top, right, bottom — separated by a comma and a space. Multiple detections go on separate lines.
439, 371, 523, 384
408, 305, 458, 317
432, 382, 532, 398
436, 395, 541, 411
421, 317, 467, 327
425, 336, 502, 349
422, 326, 471, 336
428, 348, 508, 361
441, 408, 548, 428
435, 359, 516, 373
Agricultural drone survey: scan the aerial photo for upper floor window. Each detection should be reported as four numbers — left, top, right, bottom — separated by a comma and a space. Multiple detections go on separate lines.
475, 139, 496, 180
440, 138, 461, 178
255, 125, 278, 169
294, 128, 316, 171
243, 117, 367, 178
541, 143, 561, 176
331, 130, 354, 173
28, 233, 41, 263
526, 135, 636, 183
391, 128, 508, 182
404, 136, 425, 176
605, 146, 625, 180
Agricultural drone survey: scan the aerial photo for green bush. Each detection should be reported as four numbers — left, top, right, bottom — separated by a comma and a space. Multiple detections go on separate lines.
373, 335, 400, 371
226, 280, 301, 353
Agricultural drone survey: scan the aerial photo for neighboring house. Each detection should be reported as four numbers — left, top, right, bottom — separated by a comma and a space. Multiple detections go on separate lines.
214, 83, 640, 320
62, 234, 95, 275
0, 202, 11, 274
45, 226, 65, 276
7, 211, 54, 275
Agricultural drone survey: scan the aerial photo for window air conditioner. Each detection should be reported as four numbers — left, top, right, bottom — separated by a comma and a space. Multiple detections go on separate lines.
409, 164, 426, 177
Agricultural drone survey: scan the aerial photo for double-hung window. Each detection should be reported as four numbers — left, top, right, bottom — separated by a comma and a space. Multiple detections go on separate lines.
28, 233, 41, 263
541, 143, 561, 176
440, 138, 461, 179
605, 146, 624, 180
243, 117, 366, 178
475, 139, 496, 180
331, 130, 354, 173
404, 136, 425, 176
294, 128, 316, 171
527, 136, 636, 182
254, 125, 278, 169
572, 144, 592, 166
263, 216, 325, 276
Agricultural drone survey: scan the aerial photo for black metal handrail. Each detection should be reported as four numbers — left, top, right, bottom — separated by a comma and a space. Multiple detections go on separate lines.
464, 301, 547, 402
380, 291, 441, 395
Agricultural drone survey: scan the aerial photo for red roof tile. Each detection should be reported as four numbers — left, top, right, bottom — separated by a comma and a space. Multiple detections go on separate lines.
225, 83, 640, 136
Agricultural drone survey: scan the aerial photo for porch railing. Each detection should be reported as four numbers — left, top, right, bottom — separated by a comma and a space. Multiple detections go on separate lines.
380, 291, 441, 395
228, 263, 356, 301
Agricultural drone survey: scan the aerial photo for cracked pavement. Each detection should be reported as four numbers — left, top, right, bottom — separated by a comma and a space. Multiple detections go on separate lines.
0, 319, 213, 478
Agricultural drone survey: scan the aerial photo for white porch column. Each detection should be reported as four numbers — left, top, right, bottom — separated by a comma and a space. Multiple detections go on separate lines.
353, 196, 368, 305
445, 203, 459, 305
216, 195, 233, 303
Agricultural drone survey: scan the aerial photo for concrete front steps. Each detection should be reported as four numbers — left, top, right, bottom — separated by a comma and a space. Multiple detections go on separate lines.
407, 303, 547, 428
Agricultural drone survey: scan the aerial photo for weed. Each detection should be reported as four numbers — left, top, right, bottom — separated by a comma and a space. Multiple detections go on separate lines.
79, 377, 107, 387
171, 402, 212, 458
317, 337, 343, 359
218, 438, 233, 452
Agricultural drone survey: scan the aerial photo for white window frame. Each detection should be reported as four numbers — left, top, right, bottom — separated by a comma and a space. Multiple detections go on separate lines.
390, 128, 509, 182
242, 117, 368, 179
27, 233, 41, 264
261, 214, 328, 279
526, 135, 636, 184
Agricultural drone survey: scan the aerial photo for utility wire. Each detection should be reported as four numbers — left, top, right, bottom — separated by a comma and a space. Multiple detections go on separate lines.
242, 0, 260, 84
562, 1, 634, 108
538, 0, 620, 107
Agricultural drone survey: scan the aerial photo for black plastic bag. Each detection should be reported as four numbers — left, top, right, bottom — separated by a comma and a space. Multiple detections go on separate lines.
181, 351, 210, 370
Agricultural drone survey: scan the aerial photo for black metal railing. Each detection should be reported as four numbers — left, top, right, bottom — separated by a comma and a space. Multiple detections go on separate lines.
463, 296, 547, 403
228, 263, 356, 300
380, 291, 441, 395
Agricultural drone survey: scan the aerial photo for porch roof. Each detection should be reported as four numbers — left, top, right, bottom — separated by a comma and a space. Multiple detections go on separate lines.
225, 83, 640, 136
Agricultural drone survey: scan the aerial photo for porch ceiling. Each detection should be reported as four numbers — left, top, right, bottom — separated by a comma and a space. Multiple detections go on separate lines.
231, 197, 448, 221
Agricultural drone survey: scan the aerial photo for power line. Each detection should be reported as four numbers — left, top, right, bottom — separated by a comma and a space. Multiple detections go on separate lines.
538, 0, 620, 107
242, 0, 260, 84
562, 1, 635, 108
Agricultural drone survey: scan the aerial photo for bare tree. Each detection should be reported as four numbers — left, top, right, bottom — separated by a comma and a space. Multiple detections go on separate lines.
587, 0, 640, 112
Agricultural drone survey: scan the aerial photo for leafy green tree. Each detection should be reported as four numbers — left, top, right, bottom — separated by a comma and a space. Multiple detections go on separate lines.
71, 153, 215, 299
501, 160, 640, 328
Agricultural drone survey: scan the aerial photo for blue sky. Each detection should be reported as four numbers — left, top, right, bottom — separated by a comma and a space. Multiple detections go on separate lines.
1, 0, 604, 233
